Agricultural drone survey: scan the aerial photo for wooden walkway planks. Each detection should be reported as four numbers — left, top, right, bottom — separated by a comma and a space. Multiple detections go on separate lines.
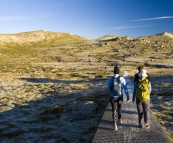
92, 73, 172, 143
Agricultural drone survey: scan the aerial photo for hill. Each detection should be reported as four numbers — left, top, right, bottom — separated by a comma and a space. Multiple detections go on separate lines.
0, 30, 89, 47
1, 30, 173, 70
0, 30, 173, 142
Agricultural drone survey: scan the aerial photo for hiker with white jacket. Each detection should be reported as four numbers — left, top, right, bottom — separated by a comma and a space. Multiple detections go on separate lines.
133, 69, 152, 129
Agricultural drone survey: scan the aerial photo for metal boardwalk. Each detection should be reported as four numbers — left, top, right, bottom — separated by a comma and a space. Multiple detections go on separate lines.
92, 73, 172, 143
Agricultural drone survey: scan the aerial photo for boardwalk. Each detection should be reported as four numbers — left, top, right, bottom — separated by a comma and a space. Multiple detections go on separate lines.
92, 72, 172, 143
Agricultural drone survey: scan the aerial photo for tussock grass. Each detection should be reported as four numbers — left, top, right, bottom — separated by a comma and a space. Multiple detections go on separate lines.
0, 31, 173, 142
41, 104, 63, 115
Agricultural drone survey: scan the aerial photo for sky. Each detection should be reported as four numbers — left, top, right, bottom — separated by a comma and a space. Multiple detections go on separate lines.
0, 0, 173, 39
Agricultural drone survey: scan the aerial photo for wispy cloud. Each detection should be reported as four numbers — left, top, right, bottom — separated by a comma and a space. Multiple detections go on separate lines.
132, 16, 173, 21
0, 13, 55, 21
110, 24, 157, 30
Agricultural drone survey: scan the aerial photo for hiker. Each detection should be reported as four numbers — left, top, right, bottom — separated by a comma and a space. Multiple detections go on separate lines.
133, 69, 152, 129
108, 65, 130, 131
134, 65, 149, 84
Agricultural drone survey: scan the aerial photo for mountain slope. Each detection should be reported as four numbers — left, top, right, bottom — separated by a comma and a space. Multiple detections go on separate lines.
0, 30, 89, 46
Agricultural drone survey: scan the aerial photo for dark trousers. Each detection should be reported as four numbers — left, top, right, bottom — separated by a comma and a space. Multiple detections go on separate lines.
110, 96, 123, 123
136, 98, 150, 127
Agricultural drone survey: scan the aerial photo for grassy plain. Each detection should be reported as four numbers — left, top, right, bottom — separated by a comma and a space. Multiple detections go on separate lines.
0, 31, 173, 142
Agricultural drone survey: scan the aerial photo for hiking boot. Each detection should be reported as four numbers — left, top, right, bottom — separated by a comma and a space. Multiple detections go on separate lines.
146, 124, 150, 129
118, 119, 122, 124
114, 123, 118, 131
139, 125, 144, 129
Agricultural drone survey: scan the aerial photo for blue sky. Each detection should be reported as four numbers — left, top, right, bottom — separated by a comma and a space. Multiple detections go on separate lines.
0, 0, 173, 39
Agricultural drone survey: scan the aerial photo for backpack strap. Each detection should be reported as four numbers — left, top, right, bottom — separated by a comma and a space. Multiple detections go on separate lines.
112, 75, 120, 83
117, 76, 120, 83
111, 76, 115, 91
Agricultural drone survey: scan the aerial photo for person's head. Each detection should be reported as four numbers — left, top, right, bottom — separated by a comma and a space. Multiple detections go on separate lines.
137, 65, 144, 72
114, 65, 120, 74
138, 69, 148, 80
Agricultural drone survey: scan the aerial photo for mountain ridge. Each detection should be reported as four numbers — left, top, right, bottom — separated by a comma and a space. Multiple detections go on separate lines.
156, 32, 173, 38
1, 30, 173, 43
0, 30, 173, 47
0, 30, 88, 44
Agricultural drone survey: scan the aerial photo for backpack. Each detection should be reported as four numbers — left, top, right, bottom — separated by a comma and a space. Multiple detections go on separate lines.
112, 76, 123, 96
136, 79, 150, 102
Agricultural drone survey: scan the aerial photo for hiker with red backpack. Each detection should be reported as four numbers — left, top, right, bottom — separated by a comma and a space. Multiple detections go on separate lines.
108, 65, 130, 131
133, 69, 152, 129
